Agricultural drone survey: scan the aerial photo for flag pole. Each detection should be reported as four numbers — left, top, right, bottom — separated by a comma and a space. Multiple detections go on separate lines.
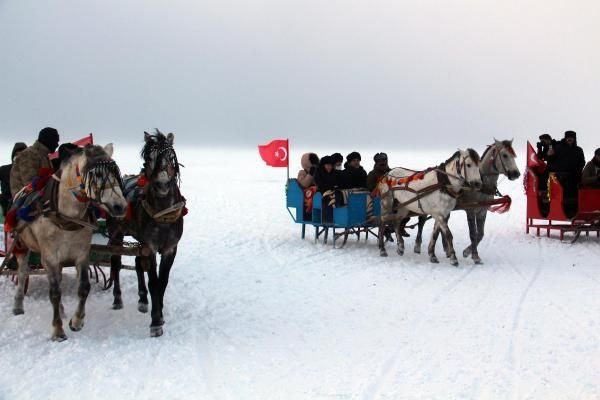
286, 138, 290, 181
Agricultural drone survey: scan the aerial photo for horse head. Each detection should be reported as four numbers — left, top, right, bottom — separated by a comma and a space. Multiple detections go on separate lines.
454, 149, 482, 190
142, 130, 180, 197
78, 143, 127, 218
490, 138, 521, 180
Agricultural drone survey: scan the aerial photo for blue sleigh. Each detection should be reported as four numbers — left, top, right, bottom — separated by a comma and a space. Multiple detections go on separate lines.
286, 179, 381, 248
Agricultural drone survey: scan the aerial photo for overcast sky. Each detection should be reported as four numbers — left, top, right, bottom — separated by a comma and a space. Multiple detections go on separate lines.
1, 0, 599, 152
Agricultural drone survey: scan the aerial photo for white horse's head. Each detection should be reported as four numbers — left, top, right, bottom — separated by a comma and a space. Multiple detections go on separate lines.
453, 149, 482, 190
77, 143, 128, 218
490, 138, 521, 180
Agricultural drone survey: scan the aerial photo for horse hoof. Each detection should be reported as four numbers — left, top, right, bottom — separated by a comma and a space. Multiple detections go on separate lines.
463, 248, 471, 258
138, 302, 149, 313
414, 246, 421, 254
380, 250, 388, 257
150, 326, 163, 337
112, 302, 123, 310
396, 248, 404, 256
450, 258, 459, 267
473, 257, 483, 265
69, 319, 84, 332
12, 308, 24, 316
51, 333, 68, 342
430, 255, 439, 263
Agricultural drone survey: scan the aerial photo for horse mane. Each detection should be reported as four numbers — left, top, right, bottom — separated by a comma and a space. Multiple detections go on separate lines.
481, 141, 517, 160
467, 148, 480, 165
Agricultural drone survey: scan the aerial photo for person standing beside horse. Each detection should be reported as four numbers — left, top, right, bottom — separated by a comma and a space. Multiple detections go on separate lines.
366, 153, 390, 192
10, 127, 59, 196
0, 142, 27, 215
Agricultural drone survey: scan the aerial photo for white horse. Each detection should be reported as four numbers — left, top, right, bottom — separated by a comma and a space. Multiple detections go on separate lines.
12, 144, 127, 341
377, 149, 482, 266
428, 139, 520, 264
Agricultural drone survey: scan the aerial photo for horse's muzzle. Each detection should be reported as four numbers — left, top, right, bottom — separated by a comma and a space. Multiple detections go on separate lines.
507, 170, 521, 180
470, 181, 482, 190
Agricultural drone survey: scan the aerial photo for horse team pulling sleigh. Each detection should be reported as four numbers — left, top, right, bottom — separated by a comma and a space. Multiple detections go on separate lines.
0, 130, 185, 340
286, 140, 520, 266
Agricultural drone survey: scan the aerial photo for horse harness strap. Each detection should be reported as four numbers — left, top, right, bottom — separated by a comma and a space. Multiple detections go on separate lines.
142, 199, 186, 224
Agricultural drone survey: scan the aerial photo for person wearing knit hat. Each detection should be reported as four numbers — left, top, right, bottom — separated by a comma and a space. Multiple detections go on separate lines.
343, 151, 367, 189
10, 127, 60, 195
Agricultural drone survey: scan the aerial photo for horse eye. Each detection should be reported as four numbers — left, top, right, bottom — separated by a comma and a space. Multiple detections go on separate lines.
467, 163, 471, 168
502, 154, 508, 158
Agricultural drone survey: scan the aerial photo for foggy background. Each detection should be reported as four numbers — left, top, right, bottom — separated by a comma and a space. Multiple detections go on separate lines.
1, 0, 599, 153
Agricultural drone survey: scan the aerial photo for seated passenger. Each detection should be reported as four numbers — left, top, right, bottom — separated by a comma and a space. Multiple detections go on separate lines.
0, 142, 27, 216
547, 131, 585, 199
315, 155, 343, 193
366, 153, 391, 192
331, 153, 344, 171
343, 151, 367, 189
581, 148, 600, 189
296, 153, 319, 189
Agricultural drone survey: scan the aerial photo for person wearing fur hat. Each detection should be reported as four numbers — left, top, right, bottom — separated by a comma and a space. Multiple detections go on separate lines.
366, 152, 391, 192
0, 142, 27, 215
581, 148, 600, 188
547, 130, 585, 205
297, 152, 320, 189
10, 127, 59, 195
315, 155, 344, 193
343, 151, 367, 189
331, 153, 344, 171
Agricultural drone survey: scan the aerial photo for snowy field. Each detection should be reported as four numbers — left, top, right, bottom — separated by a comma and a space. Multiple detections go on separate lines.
1, 142, 600, 400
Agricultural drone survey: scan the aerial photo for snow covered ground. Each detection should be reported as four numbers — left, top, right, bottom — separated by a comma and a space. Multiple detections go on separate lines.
1, 143, 599, 400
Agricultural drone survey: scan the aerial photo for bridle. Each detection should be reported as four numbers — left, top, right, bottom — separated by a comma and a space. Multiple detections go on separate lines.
483, 144, 516, 177
68, 159, 123, 205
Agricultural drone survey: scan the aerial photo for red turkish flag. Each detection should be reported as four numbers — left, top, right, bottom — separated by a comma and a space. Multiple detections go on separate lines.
49, 133, 94, 160
258, 139, 289, 167
527, 141, 546, 173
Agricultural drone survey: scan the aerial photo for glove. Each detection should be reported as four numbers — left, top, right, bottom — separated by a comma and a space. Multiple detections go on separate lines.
309, 166, 317, 176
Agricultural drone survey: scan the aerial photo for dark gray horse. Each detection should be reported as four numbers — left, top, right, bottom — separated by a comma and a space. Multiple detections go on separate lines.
415, 139, 520, 264
108, 131, 185, 337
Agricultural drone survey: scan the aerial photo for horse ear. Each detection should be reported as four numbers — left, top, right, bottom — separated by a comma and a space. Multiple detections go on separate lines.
104, 143, 114, 157
144, 132, 151, 142
510, 138, 514, 144
167, 132, 174, 145
494, 138, 502, 146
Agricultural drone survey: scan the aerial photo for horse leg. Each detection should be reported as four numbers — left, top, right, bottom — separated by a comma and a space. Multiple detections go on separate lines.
145, 254, 163, 337
441, 215, 451, 258
69, 255, 91, 332
136, 256, 149, 313
46, 264, 67, 341
12, 251, 30, 315
157, 247, 177, 326
414, 215, 426, 254
110, 231, 124, 310
428, 220, 442, 263
463, 210, 476, 258
436, 216, 458, 266
378, 222, 388, 257
471, 210, 487, 264
393, 217, 406, 256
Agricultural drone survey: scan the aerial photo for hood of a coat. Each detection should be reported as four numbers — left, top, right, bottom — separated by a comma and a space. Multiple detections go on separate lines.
301, 153, 319, 171
11, 142, 27, 161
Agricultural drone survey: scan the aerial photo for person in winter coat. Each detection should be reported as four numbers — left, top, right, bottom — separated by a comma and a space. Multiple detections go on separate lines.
536, 134, 557, 162
331, 153, 344, 171
315, 155, 344, 193
581, 148, 600, 188
0, 142, 27, 215
546, 130, 585, 199
10, 127, 59, 195
297, 152, 319, 189
366, 152, 391, 192
343, 151, 367, 189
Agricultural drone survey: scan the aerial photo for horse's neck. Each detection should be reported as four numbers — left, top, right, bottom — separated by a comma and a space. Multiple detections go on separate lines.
57, 160, 88, 218
480, 149, 500, 189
